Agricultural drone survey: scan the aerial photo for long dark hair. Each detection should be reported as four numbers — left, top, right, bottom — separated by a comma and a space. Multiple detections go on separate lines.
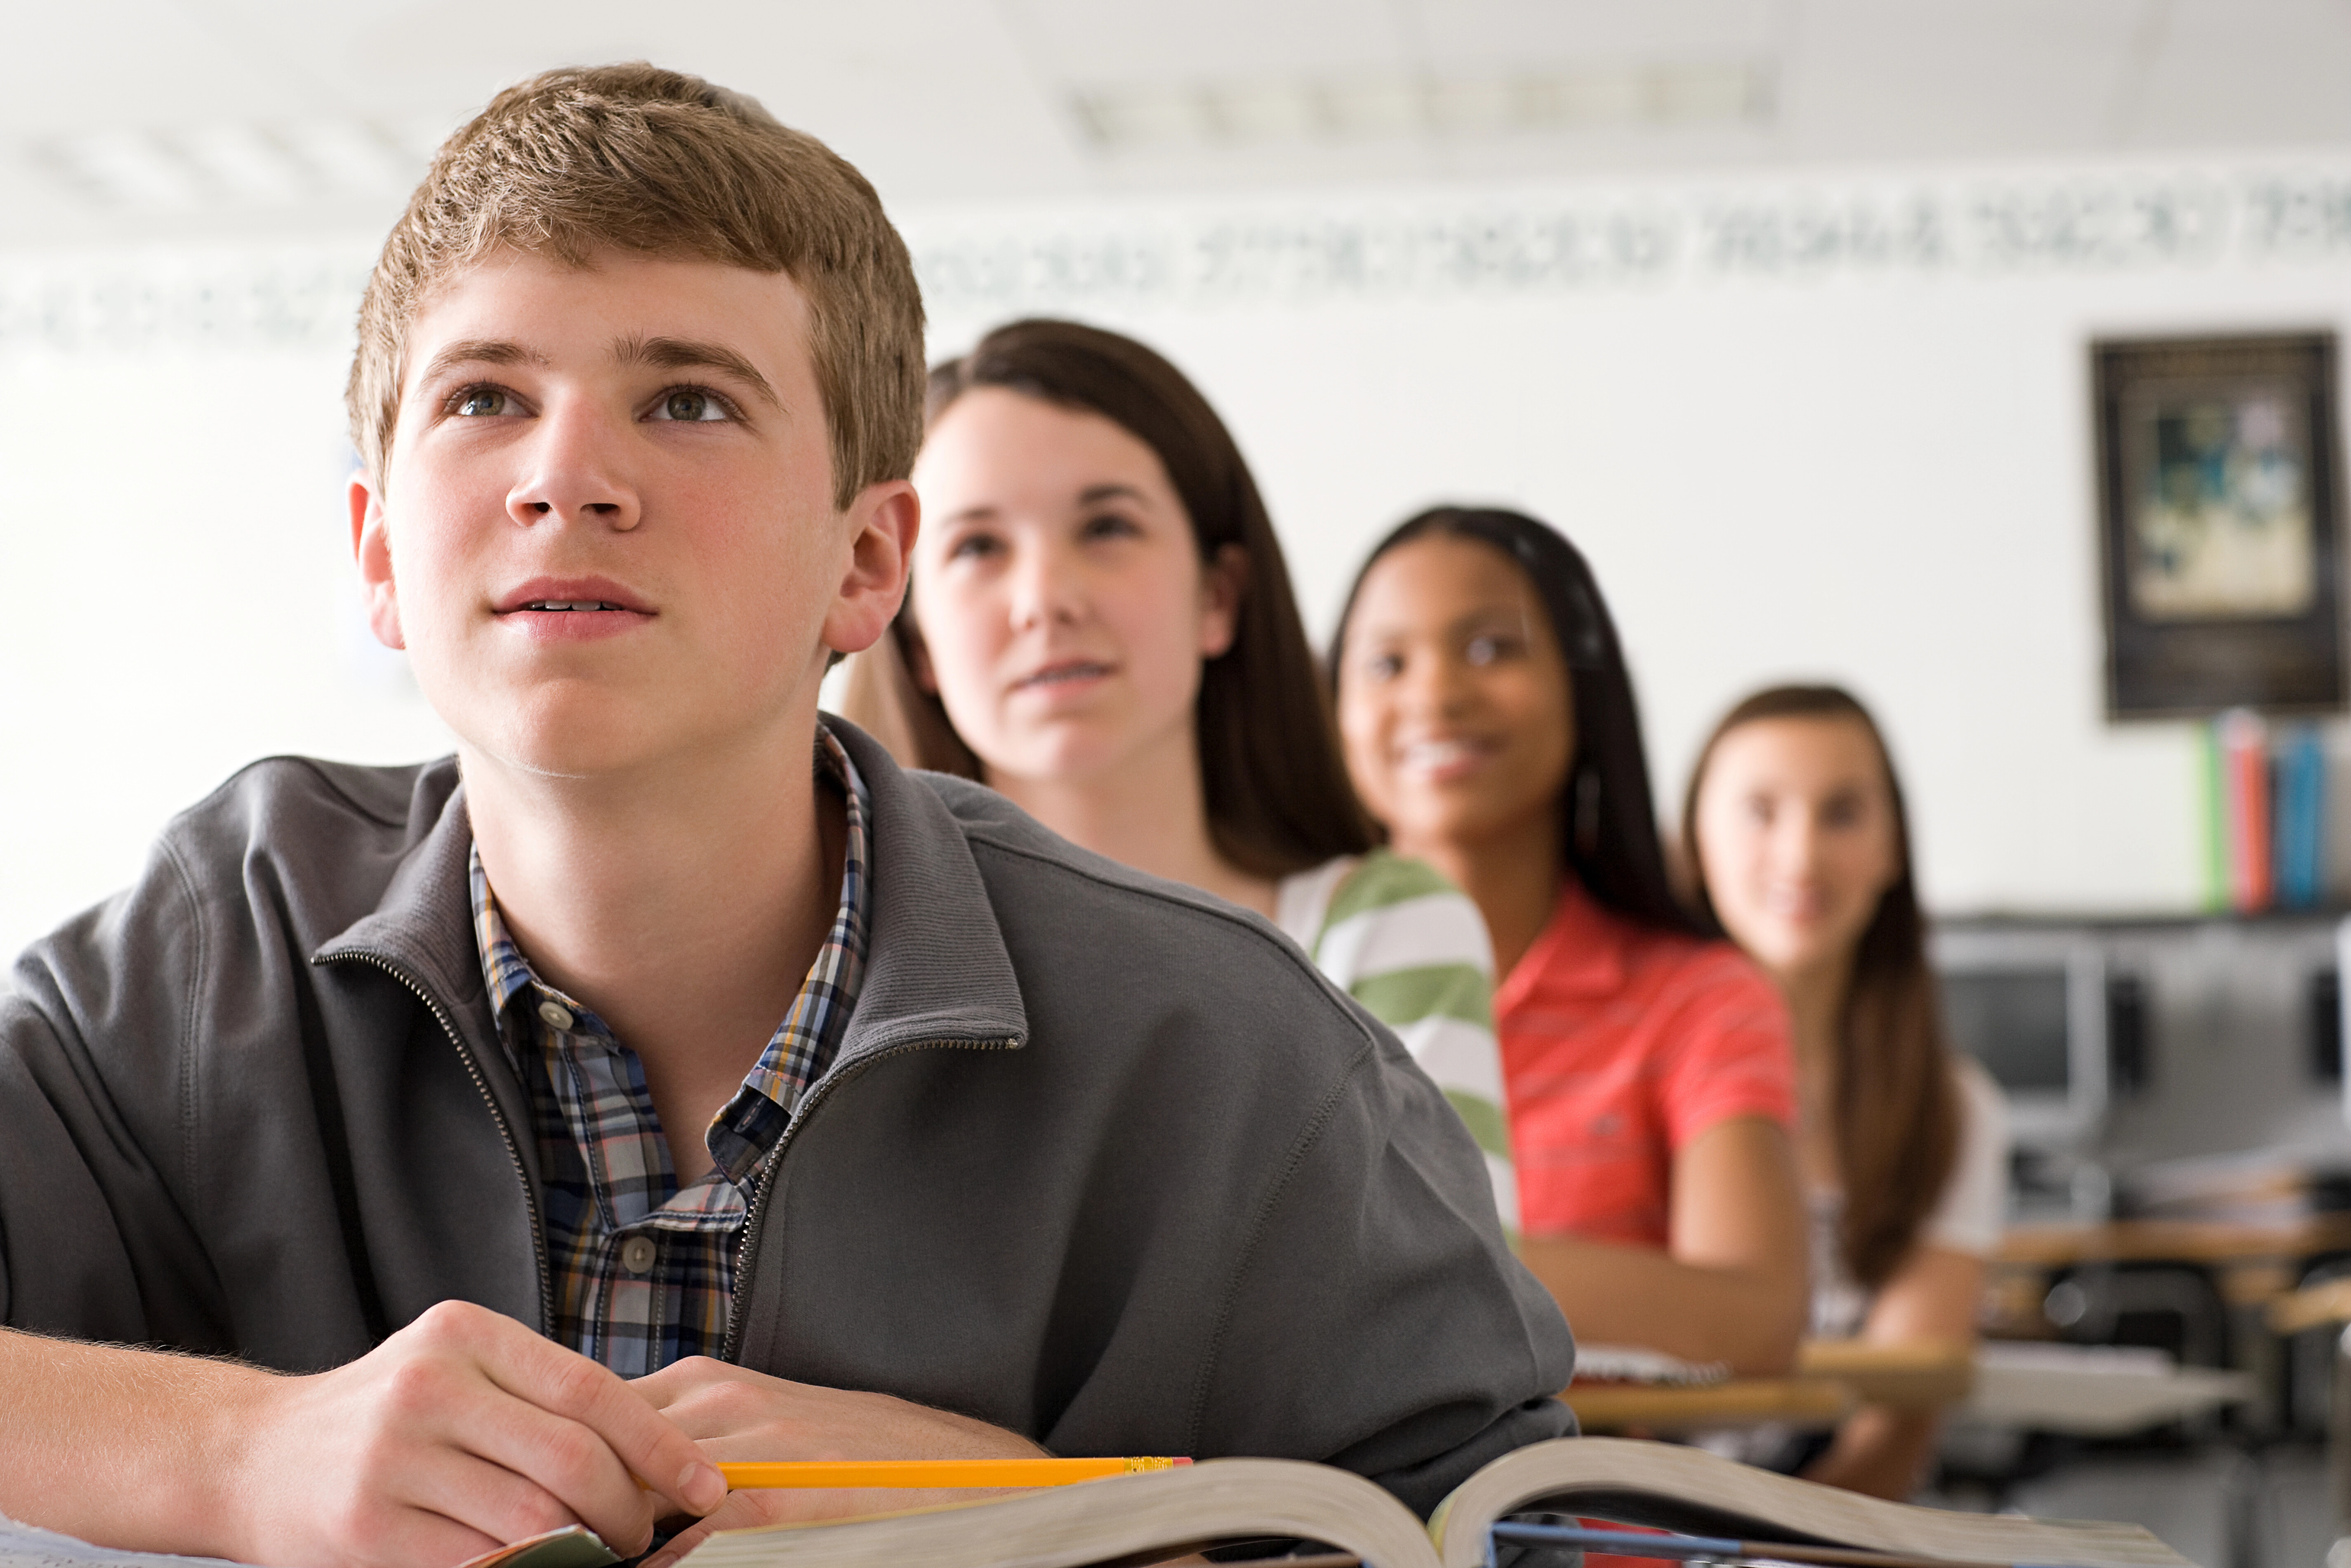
840, 318, 1373, 879
1330, 506, 1696, 935
1681, 685, 1959, 1290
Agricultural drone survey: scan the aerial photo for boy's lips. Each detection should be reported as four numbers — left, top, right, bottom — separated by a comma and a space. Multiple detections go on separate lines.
493, 576, 655, 641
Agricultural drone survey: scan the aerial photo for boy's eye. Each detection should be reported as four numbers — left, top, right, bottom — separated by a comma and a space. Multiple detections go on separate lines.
648, 388, 731, 423
454, 387, 512, 417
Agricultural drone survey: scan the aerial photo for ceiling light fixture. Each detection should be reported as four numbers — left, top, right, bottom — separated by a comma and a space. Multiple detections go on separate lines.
1071, 59, 1772, 151
31, 115, 445, 214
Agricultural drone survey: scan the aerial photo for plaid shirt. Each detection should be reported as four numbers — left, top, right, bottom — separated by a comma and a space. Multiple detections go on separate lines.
470, 731, 870, 1376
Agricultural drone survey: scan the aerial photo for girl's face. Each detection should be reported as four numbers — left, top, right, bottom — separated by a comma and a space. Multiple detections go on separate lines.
907, 387, 1241, 786
1692, 715, 1903, 979
1336, 533, 1575, 851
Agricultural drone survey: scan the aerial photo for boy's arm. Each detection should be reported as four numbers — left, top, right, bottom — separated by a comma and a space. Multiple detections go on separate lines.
1189, 1025, 1578, 1518
0, 1304, 726, 1568
0, 954, 723, 1568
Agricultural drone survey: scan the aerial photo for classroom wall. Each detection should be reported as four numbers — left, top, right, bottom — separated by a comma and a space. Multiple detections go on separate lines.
8, 153, 2351, 965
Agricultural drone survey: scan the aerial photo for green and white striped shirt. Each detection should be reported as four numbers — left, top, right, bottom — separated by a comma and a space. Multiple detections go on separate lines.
1275, 849, 1517, 1234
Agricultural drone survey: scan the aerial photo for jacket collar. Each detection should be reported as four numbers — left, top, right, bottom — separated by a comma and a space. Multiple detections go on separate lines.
822, 719, 1028, 1070
309, 719, 1029, 1085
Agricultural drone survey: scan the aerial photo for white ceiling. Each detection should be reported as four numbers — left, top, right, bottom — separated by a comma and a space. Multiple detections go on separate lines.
10, 0, 2351, 250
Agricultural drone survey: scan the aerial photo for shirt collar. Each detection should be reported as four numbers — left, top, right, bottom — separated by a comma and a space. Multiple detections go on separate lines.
1495, 873, 1627, 1010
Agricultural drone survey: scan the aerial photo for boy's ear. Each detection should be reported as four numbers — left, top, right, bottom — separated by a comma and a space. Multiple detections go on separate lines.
348, 471, 407, 652
821, 478, 920, 661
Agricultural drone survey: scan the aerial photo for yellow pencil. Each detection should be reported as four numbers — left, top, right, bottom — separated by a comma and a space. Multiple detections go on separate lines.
716, 1457, 1190, 1489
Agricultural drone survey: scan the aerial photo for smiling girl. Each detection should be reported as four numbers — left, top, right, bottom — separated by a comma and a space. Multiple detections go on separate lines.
1329, 508, 1807, 1374
839, 319, 1517, 1228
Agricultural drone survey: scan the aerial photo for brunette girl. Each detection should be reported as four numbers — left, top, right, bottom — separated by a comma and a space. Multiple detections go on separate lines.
1330, 507, 1807, 1373
1684, 685, 2007, 1498
840, 320, 1517, 1225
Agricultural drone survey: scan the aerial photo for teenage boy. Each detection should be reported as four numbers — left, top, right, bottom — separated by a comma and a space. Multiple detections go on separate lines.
0, 64, 1575, 1568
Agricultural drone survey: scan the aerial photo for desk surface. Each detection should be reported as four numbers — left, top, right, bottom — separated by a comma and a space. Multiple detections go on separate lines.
1564, 1341, 1975, 1433
1796, 1339, 1975, 1407
1995, 1212, 2351, 1266
1562, 1376, 1854, 1433
1564, 1340, 2250, 1438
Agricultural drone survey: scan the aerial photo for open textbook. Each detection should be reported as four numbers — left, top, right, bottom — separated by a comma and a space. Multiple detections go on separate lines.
0, 1439, 2191, 1568
674, 1438, 2190, 1568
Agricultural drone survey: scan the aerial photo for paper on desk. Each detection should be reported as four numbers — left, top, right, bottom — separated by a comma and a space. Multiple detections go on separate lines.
0, 1516, 245, 1568
0, 1517, 612, 1568
1570, 1343, 1732, 1386
1961, 1342, 2253, 1434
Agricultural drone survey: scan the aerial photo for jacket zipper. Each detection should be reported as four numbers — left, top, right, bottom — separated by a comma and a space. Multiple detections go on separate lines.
718, 1035, 1016, 1364
318, 948, 554, 1337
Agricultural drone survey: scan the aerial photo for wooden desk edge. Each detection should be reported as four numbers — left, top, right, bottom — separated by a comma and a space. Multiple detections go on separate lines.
2269, 1277, 2351, 1335
1563, 1377, 1856, 1432
1995, 1212, 2351, 1267
1795, 1341, 1976, 1408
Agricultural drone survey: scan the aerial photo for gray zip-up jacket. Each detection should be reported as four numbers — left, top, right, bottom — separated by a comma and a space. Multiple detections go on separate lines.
0, 721, 1576, 1514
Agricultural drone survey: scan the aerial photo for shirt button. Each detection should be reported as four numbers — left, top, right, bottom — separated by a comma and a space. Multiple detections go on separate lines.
619, 1234, 658, 1275
537, 1000, 575, 1031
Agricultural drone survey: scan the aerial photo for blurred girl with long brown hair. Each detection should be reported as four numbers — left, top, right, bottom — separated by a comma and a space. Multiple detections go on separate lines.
1684, 685, 2008, 1499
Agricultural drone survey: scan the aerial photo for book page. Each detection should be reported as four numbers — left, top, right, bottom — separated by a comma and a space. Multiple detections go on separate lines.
1431, 1440, 2191, 1568
0, 1517, 250, 1568
675, 1461, 1435, 1568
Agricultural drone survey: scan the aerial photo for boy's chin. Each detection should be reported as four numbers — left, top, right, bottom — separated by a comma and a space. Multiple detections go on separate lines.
454, 710, 757, 784
427, 671, 817, 784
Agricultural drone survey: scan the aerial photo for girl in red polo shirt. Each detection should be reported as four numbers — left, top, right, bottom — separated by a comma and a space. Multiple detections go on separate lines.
1331, 506, 1808, 1374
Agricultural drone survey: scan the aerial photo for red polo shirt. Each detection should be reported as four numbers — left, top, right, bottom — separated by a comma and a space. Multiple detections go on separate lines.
1497, 877, 1796, 1244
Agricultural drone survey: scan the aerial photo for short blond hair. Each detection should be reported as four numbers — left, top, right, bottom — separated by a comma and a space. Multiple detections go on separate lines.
348, 63, 925, 509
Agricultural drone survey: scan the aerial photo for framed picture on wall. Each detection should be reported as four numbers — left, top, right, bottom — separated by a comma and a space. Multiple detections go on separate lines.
2095, 332, 2347, 718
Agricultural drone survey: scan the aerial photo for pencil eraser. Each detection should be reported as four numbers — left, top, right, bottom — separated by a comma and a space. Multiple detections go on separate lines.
1173, 1457, 1192, 1466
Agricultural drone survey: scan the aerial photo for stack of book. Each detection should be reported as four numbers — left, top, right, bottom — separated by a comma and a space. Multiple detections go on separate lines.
2200, 710, 2328, 912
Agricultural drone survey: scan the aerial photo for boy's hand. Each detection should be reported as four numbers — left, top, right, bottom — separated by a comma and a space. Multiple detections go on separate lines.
223, 1301, 726, 1568
629, 1358, 1047, 1568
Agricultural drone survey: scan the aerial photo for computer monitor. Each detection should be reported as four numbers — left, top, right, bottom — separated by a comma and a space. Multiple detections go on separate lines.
1929, 928, 2108, 1149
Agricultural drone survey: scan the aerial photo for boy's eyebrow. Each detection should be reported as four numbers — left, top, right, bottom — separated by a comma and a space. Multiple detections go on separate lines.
614, 334, 782, 408
416, 338, 547, 385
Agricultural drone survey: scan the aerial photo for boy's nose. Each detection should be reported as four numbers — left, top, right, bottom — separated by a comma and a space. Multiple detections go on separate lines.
508, 405, 641, 530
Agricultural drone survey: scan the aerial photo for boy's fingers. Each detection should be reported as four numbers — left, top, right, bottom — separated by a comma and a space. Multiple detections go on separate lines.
478, 1330, 724, 1518
390, 1451, 572, 1566
451, 1376, 668, 1551
638, 1496, 780, 1568
370, 1514, 505, 1568
645, 1481, 983, 1563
